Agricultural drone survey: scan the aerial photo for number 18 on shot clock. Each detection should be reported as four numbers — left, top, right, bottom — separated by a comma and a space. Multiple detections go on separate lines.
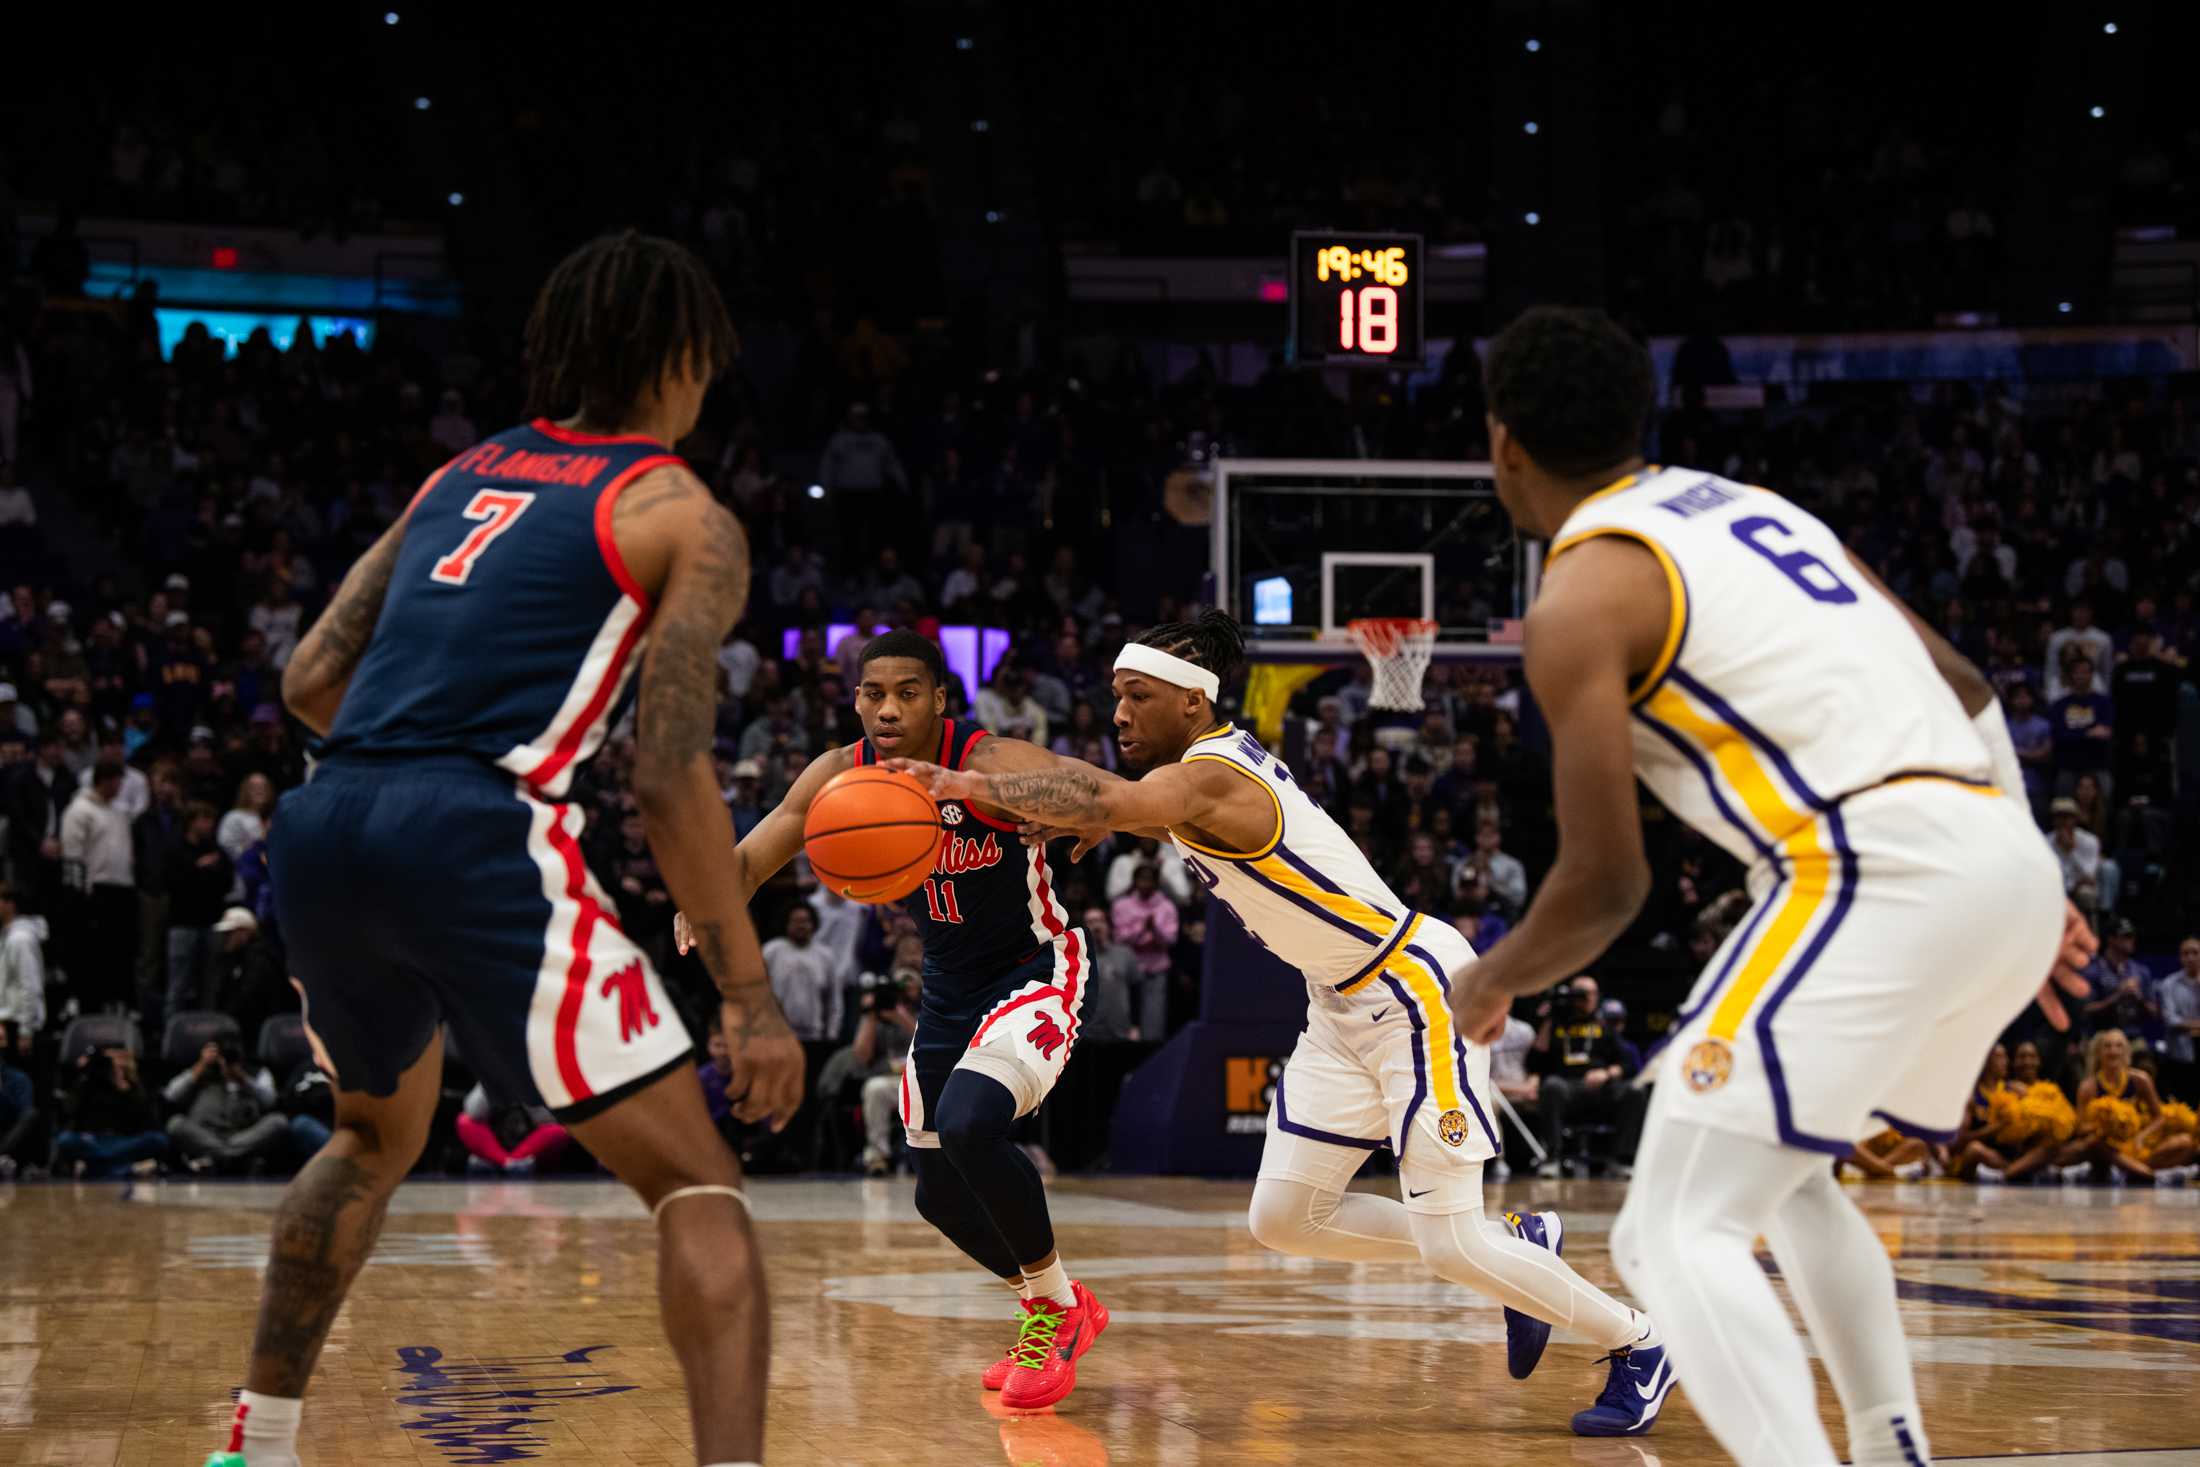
1288, 230, 1424, 367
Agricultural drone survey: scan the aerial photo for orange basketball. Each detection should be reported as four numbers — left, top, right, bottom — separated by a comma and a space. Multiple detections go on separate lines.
803, 766, 943, 903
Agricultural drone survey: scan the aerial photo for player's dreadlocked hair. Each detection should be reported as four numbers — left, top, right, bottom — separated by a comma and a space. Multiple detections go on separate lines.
1135, 609, 1246, 690
1484, 305, 1653, 479
524, 231, 739, 428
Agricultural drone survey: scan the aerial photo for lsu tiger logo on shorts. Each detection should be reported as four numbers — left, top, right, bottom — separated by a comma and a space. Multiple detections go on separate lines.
1437, 1109, 1469, 1147
1685, 1038, 1734, 1093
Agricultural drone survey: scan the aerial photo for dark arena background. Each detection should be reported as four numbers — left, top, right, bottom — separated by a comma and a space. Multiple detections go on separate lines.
1, 5, 2198, 1465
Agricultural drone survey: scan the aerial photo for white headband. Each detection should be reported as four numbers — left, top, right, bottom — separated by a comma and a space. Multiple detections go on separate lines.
1113, 643, 1219, 699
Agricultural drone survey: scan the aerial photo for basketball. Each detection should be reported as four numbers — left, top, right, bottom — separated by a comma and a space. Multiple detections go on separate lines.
803, 766, 943, 903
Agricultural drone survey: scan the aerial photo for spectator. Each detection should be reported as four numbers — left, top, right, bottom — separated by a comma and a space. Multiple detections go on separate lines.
2046, 796, 2114, 918
62, 757, 138, 1012
77, 733, 150, 821
975, 665, 1048, 745
1598, 998, 1645, 1075
455, 1082, 570, 1174
152, 612, 213, 729
429, 390, 477, 456
1528, 975, 1632, 1178
163, 805, 232, 1018
2111, 626, 2181, 751
2158, 936, 2200, 1104
1459, 817, 1528, 918
217, 772, 275, 863
0, 884, 47, 1054
850, 970, 918, 1175
1391, 833, 1451, 914
764, 905, 842, 1043
2047, 656, 2114, 799
207, 907, 290, 1044
55, 707, 95, 780
1089, 905, 1165, 1041
1293, 726, 1352, 812
858, 548, 925, 613
1077, 907, 1141, 1041
1488, 1012, 1538, 1177
4, 732, 69, 908
163, 1036, 289, 1173
0, 1019, 40, 1179
940, 543, 987, 612
818, 402, 908, 497
1108, 864, 1179, 1014
2003, 683, 2052, 814
1455, 877, 1511, 952
0, 681, 35, 740
1103, 836, 1191, 905
2043, 600, 2114, 700
737, 694, 807, 764
55, 1045, 167, 1178
726, 758, 768, 839
768, 543, 824, 612
2080, 919, 2157, 1040
277, 1056, 335, 1163
248, 579, 303, 670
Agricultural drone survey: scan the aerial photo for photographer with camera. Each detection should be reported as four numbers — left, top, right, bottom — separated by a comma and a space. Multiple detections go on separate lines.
1527, 975, 1634, 1179
54, 1044, 168, 1177
851, 966, 920, 1176
162, 1036, 288, 1173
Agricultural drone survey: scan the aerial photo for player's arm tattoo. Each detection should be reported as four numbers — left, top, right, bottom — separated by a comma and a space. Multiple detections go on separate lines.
282, 521, 405, 730
635, 495, 748, 775
974, 767, 1108, 821
248, 1150, 390, 1395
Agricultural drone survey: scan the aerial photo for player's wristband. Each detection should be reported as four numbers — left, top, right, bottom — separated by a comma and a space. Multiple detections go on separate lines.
1972, 702, 2026, 799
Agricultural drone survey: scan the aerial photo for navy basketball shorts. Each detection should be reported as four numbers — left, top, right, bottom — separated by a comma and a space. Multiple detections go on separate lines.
899, 929, 1087, 1148
273, 755, 694, 1122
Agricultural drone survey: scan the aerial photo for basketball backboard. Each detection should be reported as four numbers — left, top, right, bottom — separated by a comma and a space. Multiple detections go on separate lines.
1205, 459, 1533, 663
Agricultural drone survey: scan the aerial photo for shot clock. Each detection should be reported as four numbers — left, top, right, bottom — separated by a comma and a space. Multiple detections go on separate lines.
1288, 230, 1424, 367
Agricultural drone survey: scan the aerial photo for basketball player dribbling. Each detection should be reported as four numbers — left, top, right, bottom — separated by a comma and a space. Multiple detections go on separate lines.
675, 631, 1109, 1410
1446, 306, 2099, 1465
892, 611, 1675, 1437
205, 233, 804, 1467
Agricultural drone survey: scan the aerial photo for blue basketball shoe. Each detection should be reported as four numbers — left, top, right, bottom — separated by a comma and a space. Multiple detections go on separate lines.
1571, 1339, 1677, 1436
1501, 1209, 1565, 1379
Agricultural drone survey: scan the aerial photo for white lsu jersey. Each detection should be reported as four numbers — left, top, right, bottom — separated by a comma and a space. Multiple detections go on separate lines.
1164, 724, 1427, 991
1546, 465, 1992, 872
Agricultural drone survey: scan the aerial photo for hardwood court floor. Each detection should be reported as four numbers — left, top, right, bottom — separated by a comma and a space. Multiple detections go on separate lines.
2, 1173, 2196, 1466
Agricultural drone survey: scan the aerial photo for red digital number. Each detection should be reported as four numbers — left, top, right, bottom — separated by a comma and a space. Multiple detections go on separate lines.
1339, 286, 1399, 355
921, 877, 964, 924
431, 490, 537, 585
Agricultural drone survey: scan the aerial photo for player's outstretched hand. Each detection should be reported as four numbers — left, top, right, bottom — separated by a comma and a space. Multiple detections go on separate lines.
673, 910, 694, 956
720, 1000, 806, 1132
1448, 964, 1513, 1047
2036, 900, 2098, 1032
882, 757, 983, 804
1017, 821, 1108, 862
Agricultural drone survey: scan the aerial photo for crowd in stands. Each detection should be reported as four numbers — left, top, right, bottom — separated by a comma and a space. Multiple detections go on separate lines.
2, 160, 2199, 1178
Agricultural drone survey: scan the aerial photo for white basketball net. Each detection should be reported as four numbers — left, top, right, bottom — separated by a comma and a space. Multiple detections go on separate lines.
1348, 618, 1438, 711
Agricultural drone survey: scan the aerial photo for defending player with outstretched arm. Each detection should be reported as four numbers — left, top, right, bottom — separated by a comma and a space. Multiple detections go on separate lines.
893, 609, 1675, 1438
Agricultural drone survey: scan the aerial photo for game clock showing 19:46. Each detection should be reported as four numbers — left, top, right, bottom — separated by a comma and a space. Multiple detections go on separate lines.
1289, 231, 1424, 366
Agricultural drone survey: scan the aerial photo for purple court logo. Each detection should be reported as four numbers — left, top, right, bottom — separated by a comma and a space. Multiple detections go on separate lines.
393, 1344, 638, 1463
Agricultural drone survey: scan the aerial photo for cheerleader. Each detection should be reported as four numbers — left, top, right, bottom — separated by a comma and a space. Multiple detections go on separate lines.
2057, 1029, 2163, 1182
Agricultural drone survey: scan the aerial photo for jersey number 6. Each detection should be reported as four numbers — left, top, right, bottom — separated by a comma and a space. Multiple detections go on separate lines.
1730, 514, 1857, 605
431, 490, 538, 586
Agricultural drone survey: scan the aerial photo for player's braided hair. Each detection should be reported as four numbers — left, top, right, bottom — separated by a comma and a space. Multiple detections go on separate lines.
1135, 609, 1245, 690
524, 230, 738, 428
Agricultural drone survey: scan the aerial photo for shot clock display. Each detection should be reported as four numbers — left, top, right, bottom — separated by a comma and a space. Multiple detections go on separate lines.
1289, 231, 1424, 366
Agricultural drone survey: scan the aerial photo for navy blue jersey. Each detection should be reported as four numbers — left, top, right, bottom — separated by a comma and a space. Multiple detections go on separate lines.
323, 420, 682, 796
853, 719, 1073, 995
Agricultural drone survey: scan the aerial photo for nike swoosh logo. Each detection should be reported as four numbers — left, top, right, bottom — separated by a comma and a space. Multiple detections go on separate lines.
1407, 1186, 1434, 1198
1635, 1357, 1672, 1402
1371, 1007, 1391, 1023
1057, 1322, 1082, 1361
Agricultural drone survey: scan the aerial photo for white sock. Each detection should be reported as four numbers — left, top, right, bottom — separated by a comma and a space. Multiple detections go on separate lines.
1004, 1274, 1032, 1302
1847, 1401, 1933, 1466
233, 1390, 302, 1467
1630, 1311, 1661, 1351
1022, 1257, 1076, 1308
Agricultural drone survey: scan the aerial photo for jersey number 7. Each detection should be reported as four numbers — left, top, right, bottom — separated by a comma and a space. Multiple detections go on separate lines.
431, 490, 538, 586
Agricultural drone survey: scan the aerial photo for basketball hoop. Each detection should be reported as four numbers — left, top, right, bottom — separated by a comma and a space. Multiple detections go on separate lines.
1347, 618, 1438, 712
